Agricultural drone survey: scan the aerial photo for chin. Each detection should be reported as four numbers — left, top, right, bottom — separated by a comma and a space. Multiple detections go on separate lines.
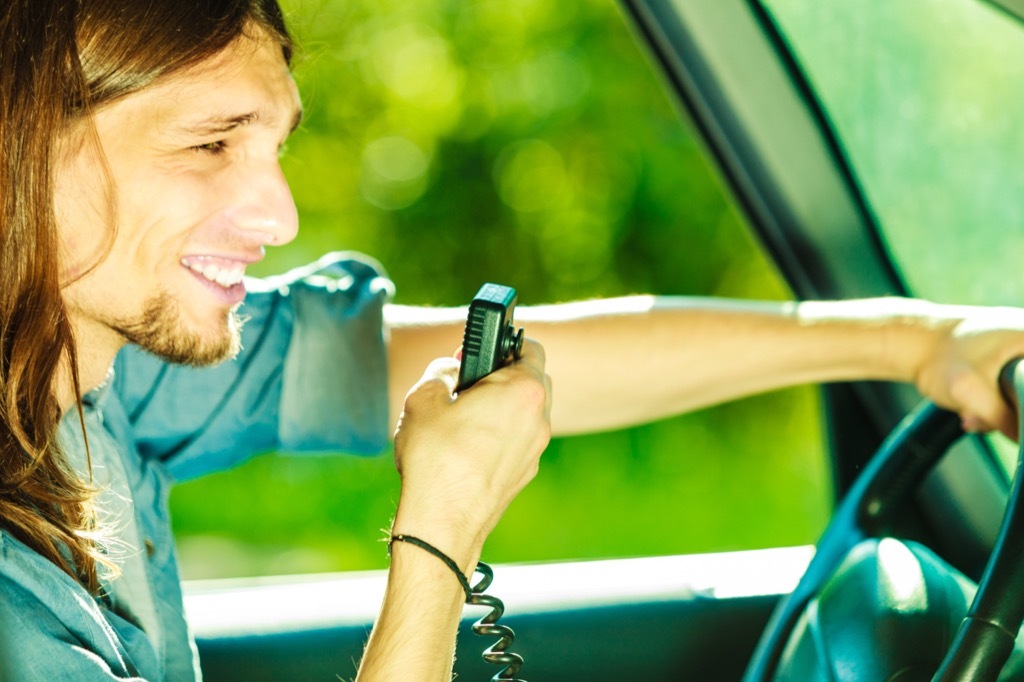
114, 294, 244, 366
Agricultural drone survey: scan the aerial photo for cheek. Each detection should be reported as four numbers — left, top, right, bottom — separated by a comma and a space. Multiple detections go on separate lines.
119, 169, 212, 245
54, 154, 115, 282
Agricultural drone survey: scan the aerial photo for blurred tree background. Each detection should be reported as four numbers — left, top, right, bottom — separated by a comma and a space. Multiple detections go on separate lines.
169, 0, 830, 579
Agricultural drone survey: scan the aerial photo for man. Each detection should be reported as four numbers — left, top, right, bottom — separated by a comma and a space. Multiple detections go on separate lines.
1, 1, 1023, 680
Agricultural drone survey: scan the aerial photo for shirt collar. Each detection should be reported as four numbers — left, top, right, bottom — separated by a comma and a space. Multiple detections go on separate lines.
81, 366, 115, 410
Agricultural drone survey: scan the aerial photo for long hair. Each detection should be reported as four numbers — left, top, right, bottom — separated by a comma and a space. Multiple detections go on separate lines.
0, 0, 292, 593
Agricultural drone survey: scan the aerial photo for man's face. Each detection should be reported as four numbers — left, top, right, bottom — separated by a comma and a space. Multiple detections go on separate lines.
56, 32, 302, 367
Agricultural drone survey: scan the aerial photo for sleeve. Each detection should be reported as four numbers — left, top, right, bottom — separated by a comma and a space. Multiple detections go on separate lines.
0, 590, 149, 681
0, 602, 147, 675
112, 252, 395, 482
0, 534, 155, 681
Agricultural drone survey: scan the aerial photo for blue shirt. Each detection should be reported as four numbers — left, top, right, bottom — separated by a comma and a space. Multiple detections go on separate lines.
0, 253, 393, 680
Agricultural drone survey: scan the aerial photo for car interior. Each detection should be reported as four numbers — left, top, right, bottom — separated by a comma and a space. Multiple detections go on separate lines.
181, 0, 1024, 679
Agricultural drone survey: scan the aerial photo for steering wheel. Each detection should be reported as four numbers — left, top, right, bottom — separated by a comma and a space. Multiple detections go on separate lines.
743, 359, 1024, 682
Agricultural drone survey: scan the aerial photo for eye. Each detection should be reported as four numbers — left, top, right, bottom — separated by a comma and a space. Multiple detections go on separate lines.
192, 140, 227, 156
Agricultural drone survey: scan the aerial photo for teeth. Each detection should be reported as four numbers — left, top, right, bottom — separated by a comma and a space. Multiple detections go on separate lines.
183, 260, 245, 288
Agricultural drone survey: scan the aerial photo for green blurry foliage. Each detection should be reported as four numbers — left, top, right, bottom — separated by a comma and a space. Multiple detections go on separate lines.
261, 0, 773, 302
169, 0, 829, 579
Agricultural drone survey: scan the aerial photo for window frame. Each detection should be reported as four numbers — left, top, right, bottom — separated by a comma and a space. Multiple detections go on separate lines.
617, 0, 1009, 576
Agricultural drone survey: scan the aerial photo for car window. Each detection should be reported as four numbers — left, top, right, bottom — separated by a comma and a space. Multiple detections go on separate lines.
761, 0, 1024, 308
168, 0, 831, 580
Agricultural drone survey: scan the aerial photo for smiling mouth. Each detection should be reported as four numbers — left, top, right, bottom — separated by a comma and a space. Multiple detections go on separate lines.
181, 258, 246, 288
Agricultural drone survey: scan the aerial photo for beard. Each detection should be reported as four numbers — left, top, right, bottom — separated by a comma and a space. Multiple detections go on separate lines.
111, 291, 243, 366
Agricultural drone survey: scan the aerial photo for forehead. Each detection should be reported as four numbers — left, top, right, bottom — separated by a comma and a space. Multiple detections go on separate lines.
96, 33, 301, 138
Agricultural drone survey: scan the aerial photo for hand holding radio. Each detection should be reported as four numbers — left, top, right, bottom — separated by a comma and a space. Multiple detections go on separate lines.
392, 284, 550, 569
388, 284, 543, 681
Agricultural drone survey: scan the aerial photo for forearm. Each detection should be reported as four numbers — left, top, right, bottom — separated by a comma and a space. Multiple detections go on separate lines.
356, 451, 489, 681
355, 539, 470, 682
387, 296, 1024, 437
359, 344, 551, 680
519, 296, 952, 435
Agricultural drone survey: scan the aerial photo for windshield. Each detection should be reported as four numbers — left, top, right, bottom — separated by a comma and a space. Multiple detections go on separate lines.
761, 0, 1024, 307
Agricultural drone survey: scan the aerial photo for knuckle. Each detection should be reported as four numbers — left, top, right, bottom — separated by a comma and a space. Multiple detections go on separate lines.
426, 356, 459, 374
526, 338, 546, 363
522, 376, 548, 404
405, 376, 450, 406
946, 370, 983, 407
526, 460, 541, 482
538, 422, 552, 446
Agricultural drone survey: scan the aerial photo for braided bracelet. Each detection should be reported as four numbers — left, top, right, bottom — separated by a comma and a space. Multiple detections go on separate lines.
389, 534, 473, 602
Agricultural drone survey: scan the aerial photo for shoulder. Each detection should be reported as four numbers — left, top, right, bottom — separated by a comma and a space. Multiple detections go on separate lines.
0, 530, 150, 680
246, 250, 394, 308
0, 529, 92, 617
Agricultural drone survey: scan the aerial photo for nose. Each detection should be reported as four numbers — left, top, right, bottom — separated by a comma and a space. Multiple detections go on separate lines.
228, 157, 299, 248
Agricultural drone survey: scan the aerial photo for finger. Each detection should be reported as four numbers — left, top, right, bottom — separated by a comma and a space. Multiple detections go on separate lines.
543, 372, 553, 419
989, 405, 1019, 442
508, 337, 546, 376
963, 396, 1018, 441
409, 357, 460, 397
510, 341, 552, 417
995, 355, 1024, 441
961, 414, 990, 435
977, 368, 1019, 440
422, 356, 459, 380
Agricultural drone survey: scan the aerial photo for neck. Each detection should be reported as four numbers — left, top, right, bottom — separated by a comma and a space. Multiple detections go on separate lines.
56, 322, 124, 413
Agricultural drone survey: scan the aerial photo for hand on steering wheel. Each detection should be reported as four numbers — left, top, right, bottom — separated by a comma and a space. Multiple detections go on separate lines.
744, 358, 1024, 682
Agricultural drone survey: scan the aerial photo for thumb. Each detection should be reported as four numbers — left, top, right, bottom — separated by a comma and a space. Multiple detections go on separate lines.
407, 357, 460, 400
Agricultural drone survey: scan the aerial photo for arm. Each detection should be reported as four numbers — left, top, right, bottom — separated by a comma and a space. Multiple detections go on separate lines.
358, 343, 551, 681
117, 253, 392, 480
386, 297, 1024, 438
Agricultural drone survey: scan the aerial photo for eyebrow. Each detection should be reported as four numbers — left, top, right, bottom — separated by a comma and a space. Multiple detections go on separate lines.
178, 107, 304, 137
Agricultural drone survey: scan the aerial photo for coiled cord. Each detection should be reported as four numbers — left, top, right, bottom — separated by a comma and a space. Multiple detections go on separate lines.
388, 535, 526, 680
469, 561, 525, 681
